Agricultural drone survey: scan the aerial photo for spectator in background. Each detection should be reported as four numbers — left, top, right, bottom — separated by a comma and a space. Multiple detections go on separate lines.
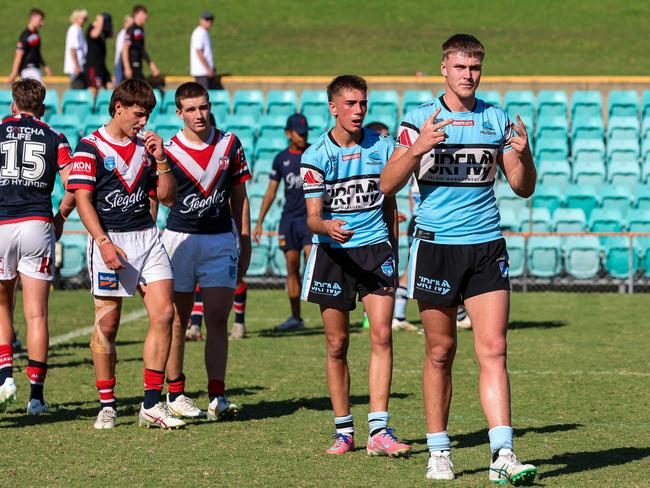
190, 12, 220, 90
114, 15, 133, 84
85, 12, 114, 97
122, 5, 160, 81
8, 9, 52, 83
64, 9, 88, 89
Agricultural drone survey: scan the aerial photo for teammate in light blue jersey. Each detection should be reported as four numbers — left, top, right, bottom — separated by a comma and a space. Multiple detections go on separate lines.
381, 34, 537, 484
300, 75, 411, 458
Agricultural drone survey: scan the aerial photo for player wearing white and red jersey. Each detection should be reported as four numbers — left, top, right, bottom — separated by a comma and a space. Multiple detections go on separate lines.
160, 82, 251, 420
68, 79, 184, 430
0, 80, 75, 415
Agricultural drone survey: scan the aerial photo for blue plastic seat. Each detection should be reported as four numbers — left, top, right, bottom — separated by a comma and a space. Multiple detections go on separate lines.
538, 160, 571, 189
364, 112, 396, 135
82, 113, 110, 135
156, 204, 169, 229
152, 113, 182, 132
563, 235, 601, 279
233, 90, 264, 120
571, 90, 603, 119
504, 235, 525, 277
571, 116, 604, 141
300, 90, 329, 119
207, 89, 231, 123
642, 91, 650, 118
641, 157, 650, 184
532, 185, 563, 214
368, 90, 399, 119
535, 136, 569, 162
254, 137, 286, 162
0, 90, 12, 117
572, 139, 606, 164
305, 114, 328, 141
266, 90, 297, 117
161, 90, 177, 114
238, 134, 255, 161
606, 139, 640, 164
602, 235, 638, 278
608, 90, 639, 118
600, 184, 633, 216
573, 159, 606, 188
626, 208, 650, 232
589, 208, 623, 232
59, 237, 87, 278
476, 90, 501, 107
402, 90, 434, 114
634, 236, 650, 277
519, 207, 552, 232
635, 185, 650, 209
565, 184, 599, 220
527, 236, 562, 277
495, 183, 529, 213
223, 114, 257, 140
642, 117, 650, 141
504, 90, 535, 114
499, 207, 518, 231
42, 90, 60, 121
537, 90, 567, 118
553, 208, 587, 232
607, 116, 640, 141
150, 89, 163, 115
535, 115, 568, 141
641, 137, 650, 161
257, 114, 287, 139
94, 89, 113, 114
49, 114, 80, 142
247, 239, 270, 276
608, 160, 640, 189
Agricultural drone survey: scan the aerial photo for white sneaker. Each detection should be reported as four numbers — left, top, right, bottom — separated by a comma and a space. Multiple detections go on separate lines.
0, 378, 17, 411
166, 393, 202, 418
426, 450, 455, 480
26, 399, 49, 415
138, 402, 186, 429
456, 315, 472, 329
489, 448, 537, 485
185, 324, 203, 341
207, 395, 240, 421
94, 406, 117, 429
392, 318, 419, 332
274, 317, 304, 332
229, 322, 246, 340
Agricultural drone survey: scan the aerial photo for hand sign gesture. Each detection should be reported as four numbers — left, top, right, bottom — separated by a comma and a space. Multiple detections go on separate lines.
411, 108, 454, 157
509, 114, 530, 154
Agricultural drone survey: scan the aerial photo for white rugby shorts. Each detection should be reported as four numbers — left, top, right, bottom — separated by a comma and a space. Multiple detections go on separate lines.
0, 219, 55, 281
88, 225, 173, 297
161, 229, 239, 292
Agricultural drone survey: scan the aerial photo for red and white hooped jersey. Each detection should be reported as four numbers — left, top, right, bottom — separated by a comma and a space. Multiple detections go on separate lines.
164, 127, 251, 234
67, 126, 157, 232
0, 114, 72, 224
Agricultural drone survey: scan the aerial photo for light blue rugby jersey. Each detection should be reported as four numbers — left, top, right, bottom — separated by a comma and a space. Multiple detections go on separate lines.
396, 96, 513, 244
300, 129, 392, 248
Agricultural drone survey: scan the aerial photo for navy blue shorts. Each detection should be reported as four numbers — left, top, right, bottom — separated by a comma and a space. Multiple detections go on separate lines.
278, 218, 312, 252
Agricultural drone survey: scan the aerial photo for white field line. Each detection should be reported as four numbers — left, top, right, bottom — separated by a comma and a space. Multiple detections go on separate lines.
393, 368, 650, 377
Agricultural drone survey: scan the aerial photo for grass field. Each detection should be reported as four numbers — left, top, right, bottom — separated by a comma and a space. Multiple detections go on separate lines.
2, 1, 650, 77
0, 290, 648, 486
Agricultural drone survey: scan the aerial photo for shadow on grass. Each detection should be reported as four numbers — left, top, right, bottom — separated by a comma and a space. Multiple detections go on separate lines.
53, 339, 144, 350
508, 320, 566, 330
531, 447, 650, 479
48, 356, 142, 369
255, 326, 365, 338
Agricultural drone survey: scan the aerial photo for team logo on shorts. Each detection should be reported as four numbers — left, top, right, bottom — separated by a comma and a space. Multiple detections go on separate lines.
229, 255, 237, 280
104, 156, 116, 171
497, 255, 509, 278
311, 281, 342, 297
98, 272, 119, 290
381, 258, 394, 277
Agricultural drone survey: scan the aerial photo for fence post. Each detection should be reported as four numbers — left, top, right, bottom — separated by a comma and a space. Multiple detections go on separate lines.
522, 234, 529, 293
628, 234, 634, 294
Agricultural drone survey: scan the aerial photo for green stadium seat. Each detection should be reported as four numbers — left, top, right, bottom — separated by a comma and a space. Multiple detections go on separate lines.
535, 115, 568, 141
499, 207, 518, 231
571, 90, 603, 119
535, 136, 569, 161
589, 208, 623, 232
94, 89, 113, 114
43, 90, 60, 121
252, 156, 273, 176
364, 112, 396, 135
247, 238, 270, 276
152, 113, 182, 133
602, 235, 638, 278
247, 178, 267, 197
564, 235, 601, 279
608, 90, 639, 118
258, 114, 287, 139
59, 236, 87, 278
402, 90, 434, 113
397, 242, 409, 274
306, 114, 328, 142
571, 116, 604, 141
608, 160, 640, 188
156, 204, 169, 229
527, 236, 562, 277
0, 90, 12, 117
495, 183, 529, 213
254, 137, 285, 162
223, 114, 257, 140
634, 236, 650, 277
573, 159, 606, 188
82, 113, 110, 135
537, 90, 567, 118
572, 139, 606, 164
368, 90, 399, 119
538, 159, 571, 189
565, 184, 599, 220
607, 116, 640, 141
553, 208, 587, 232
519, 207, 552, 232
49, 114, 81, 137
476, 90, 501, 107
233, 90, 264, 120
626, 208, 650, 232
266, 90, 297, 117
300, 90, 329, 119
607, 139, 640, 163
533, 185, 563, 214
504, 90, 535, 113
635, 185, 650, 209
504, 235, 525, 277
151, 89, 163, 115
161, 90, 177, 114
207, 89, 231, 122
601, 184, 633, 216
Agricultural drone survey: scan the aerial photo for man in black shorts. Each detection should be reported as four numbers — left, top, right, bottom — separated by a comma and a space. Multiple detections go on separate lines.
122, 5, 160, 81
8, 9, 52, 83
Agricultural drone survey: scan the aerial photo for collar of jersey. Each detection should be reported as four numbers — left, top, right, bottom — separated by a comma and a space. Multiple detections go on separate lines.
438, 95, 478, 115
327, 129, 364, 148
176, 126, 216, 150
98, 126, 135, 147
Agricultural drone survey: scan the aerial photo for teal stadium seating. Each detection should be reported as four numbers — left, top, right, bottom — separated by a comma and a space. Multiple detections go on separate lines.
608, 159, 640, 189
608, 90, 639, 118
94, 89, 113, 114
535, 115, 567, 141
634, 236, 650, 277
248, 237, 270, 276
62, 89, 93, 121
402, 90, 434, 113
300, 90, 329, 120
208, 89, 231, 123
602, 235, 639, 278
553, 208, 587, 232
565, 184, 598, 219
600, 184, 633, 216
626, 208, 650, 232
564, 236, 601, 279
223, 114, 256, 140
572, 139, 606, 165
519, 207, 552, 232
635, 186, 650, 209
538, 159, 571, 189
573, 159, 606, 187
607, 139, 639, 164
59, 235, 87, 278
82, 113, 110, 135
49, 114, 81, 147
537, 90, 567, 118
476, 90, 501, 107
254, 137, 286, 163
527, 236, 562, 277
43, 90, 60, 121
161, 90, 177, 114
368, 90, 399, 119
607, 116, 640, 141
535, 136, 569, 162
233, 90, 264, 121
571, 116, 604, 141
0, 90, 12, 117
532, 185, 563, 214
266, 90, 297, 117
258, 114, 287, 139
504, 235, 525, 277
571, 90, 602, 119
495, 183, 529, 213
504, 90, 535, 129
589, 208, 623, 232
499, 207, 518, 231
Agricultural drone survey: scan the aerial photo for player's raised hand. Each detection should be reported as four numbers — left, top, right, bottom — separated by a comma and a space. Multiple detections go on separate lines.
100, 241, 128, 270
411, 108, 453, 157
143, 131, 165, 161
324, 219, 354, 243
509, 114, 530, 154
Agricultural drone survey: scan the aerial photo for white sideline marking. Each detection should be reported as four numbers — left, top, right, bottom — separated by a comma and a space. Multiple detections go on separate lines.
393, 368, 650, 377
14, 308, 148, 358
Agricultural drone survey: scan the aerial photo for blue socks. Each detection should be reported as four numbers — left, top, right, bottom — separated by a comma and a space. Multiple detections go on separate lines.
368, 411, 389, 437
427, 431, 451, 452
489, 425, 514, 454
334, 414, 354, 436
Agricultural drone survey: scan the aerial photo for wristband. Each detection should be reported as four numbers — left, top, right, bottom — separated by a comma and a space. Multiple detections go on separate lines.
95, 235, 111, 248
157, 167, 172, 175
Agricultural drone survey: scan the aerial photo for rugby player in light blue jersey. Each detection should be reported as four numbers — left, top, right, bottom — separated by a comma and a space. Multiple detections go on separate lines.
381, 35, 537, 484
300, 75, 411, 458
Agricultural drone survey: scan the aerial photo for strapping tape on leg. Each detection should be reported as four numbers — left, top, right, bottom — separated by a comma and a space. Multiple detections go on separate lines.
90, 298, 118, 354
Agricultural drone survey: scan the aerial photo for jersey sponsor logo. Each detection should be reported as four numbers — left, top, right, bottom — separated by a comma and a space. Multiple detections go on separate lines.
72, 161, 93, 174
302, 169, 321, 186
4, 125, 45, 141
397, 127, 414, 147
415, 276, 451, 295
418, 146, 497, 185
381, 258, 394, 277
98, 272, 119, 290
434, 118, 474, 127
341, 152, 361, 161
104, 156, 116, 171
310, 280, 342, 297
284, 172, 302, 190
366, 151, 383, 165
27, 33, 40, 46
100, 187, 147, 213
324, 177, 383, 213
481, 120, 497, 136
282, 159, 291, 166
179, 188, 227, 217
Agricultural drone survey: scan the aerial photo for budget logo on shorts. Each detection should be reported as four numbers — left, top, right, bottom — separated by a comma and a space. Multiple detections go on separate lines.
98, 272, 119, 290
104, 156, 116, 171
311, 280, 342, 297
416, 276, 451, 295
497, 255, 509, 278
381, 258, 394, 277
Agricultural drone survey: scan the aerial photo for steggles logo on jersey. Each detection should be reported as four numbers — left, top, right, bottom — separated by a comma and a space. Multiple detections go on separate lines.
418, 145, 498, 185
179, 188, 227, 217
104, 156, 116, 171
416, 276, 451, 295
324, 177, 383, 213
311, 280, 342, 297
101, 187, 147, 213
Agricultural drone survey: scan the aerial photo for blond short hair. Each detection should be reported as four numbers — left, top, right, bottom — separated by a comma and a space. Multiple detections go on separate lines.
69, 9, 88, 24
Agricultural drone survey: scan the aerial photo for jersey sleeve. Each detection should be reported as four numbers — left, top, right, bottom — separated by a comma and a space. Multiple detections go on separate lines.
300, 146, 326, 199
269, 153, 282, 181
395, 109, 421, 149
229, 136, 252, 185
16, 32, 26, 53
500, 112, 514, 155
124, 26, 133, 46
67, 140, 98, 191
56, 132, 73, 169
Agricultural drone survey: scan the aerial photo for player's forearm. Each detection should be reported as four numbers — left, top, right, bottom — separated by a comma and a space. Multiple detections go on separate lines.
10, 52, 23, 75
508, 149, 536, 199
156, 173, 177, 206
197, 50, 210, 71
380, 149, 421, 196
70, 48, 80, 71
307, 214, 331, 236
75, 193, 107, 240
257, 188, 277, 224
121, 45, 130, 68
57, 191, 76, 219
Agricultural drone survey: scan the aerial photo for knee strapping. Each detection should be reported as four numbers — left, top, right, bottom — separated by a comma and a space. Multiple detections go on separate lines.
90, 298, 118, 354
